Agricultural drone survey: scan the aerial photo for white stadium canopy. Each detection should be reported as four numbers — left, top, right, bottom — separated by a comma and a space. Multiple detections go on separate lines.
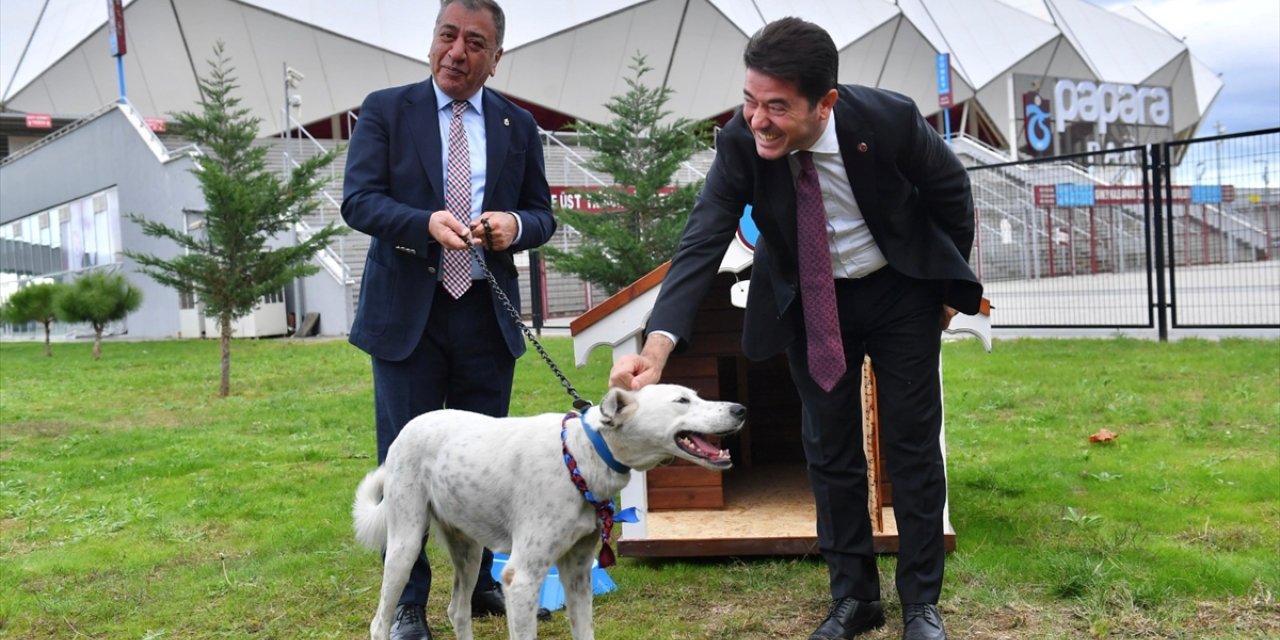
0, 0, 1222, 150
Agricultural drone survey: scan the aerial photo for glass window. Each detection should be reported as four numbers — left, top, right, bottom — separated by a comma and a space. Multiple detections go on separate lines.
2, 188, 121, 280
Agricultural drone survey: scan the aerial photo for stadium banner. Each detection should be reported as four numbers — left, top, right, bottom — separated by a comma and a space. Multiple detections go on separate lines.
107, 0, 126, 57
1014, 73, 1172, 164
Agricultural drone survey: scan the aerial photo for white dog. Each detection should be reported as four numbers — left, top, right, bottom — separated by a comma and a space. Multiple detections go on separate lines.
352, 384, 746, 640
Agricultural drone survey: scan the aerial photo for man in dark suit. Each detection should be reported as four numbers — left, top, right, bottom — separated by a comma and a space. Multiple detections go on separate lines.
341, 1, 555, 638
609, 17, 980, 640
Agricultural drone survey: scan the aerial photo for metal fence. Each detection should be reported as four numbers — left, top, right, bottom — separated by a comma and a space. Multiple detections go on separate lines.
967, 127, 1279, 336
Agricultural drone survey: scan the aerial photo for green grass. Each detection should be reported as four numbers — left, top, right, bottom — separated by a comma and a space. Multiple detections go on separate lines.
2, 336, 1278, 638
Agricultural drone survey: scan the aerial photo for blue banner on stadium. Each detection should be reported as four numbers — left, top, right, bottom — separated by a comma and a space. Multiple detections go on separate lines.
1190, 185, 1222, 204
1055, 184, 1095, 207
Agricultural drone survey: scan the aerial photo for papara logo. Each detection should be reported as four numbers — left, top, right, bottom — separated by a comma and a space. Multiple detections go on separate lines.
1023, 92, 1052, 153
1053, 79, 1171, 135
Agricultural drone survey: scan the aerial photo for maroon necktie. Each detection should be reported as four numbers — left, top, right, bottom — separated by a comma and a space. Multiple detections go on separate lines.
441, 99, 472, 299
795, 151, 846, 392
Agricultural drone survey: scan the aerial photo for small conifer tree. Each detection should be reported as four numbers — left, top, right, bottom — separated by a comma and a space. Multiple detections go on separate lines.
0, 281, 67, 356
125, 42, 346, 396
54, 271, 142, 360
543, 54, 712, 294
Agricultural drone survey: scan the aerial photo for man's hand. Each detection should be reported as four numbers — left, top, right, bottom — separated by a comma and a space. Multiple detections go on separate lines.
940, 304, 959, 330
608, 334, 675, 390
472, 211, 518, 251
429, 210, 478, 250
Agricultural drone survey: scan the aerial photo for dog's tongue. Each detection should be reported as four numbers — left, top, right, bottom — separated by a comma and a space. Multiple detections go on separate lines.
679, 432, 730, 461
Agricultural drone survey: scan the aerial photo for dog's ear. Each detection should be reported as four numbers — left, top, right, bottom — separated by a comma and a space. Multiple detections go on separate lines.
599, 387, 639, 428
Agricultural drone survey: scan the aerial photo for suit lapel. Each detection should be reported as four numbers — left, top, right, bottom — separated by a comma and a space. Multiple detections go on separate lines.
759, 156, 797, 253
405, 80, 445, 202
834, 95, 880, 218
482, 88, 510, 211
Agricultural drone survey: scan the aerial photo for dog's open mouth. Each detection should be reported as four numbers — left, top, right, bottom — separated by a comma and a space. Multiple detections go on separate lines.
676, 431, 732, 467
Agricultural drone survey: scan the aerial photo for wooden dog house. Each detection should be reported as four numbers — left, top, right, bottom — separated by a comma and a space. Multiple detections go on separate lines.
569, 234, 991, 558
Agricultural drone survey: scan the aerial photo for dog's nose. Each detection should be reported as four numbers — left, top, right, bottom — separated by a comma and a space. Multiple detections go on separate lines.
730, 403, 746, 419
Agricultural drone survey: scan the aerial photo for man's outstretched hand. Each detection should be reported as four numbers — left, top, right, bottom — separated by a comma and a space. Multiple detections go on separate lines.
608, 334, 675, 390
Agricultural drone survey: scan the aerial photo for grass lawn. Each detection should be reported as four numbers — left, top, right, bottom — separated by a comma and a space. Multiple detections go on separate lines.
1, 336, 1277, 639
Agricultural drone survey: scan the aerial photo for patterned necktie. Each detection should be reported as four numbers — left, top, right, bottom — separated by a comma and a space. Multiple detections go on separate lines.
441, 99, 473, 299
795, 151, 846, 392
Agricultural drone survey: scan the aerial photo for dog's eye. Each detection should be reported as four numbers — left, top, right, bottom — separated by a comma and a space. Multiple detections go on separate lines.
675, 396, 691, 404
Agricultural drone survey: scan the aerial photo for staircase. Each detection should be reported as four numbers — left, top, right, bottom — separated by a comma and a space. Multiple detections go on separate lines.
951, 136, 1149, 282
262, 135, 367, 316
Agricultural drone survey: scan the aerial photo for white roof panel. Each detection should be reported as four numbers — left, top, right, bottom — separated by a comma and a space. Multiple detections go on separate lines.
994, 0, 1052, 23
1189, 54, 1225, 128
1048, 0, 1185, 83
704, 0, 764, 35
1, 0, 141, 102
899, 0, 1059, 90
0, 0, 1221, 149
753, 0, 899, 49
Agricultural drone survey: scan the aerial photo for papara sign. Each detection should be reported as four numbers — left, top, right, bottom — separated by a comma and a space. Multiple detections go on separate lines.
1053, 78, 1171, 136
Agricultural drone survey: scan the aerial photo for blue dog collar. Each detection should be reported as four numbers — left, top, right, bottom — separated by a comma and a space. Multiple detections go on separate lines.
580, 410, 631, 474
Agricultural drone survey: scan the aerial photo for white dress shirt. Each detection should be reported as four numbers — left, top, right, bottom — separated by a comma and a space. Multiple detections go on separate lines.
790, 111, 887, 279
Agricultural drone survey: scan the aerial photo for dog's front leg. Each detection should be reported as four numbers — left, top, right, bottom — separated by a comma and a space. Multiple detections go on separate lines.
559, 536, 599, 640
501, 551, 552, 640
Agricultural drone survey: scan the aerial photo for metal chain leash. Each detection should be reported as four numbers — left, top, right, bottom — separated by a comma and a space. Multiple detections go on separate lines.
469, 218, 592, 411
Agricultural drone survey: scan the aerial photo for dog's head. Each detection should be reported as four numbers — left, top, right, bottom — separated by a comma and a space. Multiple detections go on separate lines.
593, 384, 746, 472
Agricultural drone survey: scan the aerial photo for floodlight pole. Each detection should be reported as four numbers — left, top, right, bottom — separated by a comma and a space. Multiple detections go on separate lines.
116, 57, 126, 103
107, 0, 127, 102
284, 61, 305, 334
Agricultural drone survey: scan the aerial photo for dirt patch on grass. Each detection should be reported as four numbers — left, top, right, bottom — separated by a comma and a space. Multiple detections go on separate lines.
1, 421, 80, 438
557, 591, 1279, 640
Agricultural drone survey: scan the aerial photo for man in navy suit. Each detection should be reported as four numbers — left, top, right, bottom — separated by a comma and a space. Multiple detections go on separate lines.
610, 18, 980, 640
341, 1, 555, 638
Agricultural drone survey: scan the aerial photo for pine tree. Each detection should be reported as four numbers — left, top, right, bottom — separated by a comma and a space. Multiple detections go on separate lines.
543, 54, 712, 295
53, 271, 142, 360
125, 42, 346, 397
0, 281, 67, 357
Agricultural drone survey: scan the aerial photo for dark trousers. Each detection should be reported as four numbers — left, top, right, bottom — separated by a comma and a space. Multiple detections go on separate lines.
786, 267, 947, 605
371, 280, 516, 607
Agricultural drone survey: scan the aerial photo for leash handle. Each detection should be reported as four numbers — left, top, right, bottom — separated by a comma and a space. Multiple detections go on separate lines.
473, 218, 592, 412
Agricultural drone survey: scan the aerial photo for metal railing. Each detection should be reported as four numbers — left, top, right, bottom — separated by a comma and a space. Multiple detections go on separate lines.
967, 127, 1280, 334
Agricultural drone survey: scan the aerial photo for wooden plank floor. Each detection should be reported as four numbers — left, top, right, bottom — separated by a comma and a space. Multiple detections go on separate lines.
617, 464, 954, 557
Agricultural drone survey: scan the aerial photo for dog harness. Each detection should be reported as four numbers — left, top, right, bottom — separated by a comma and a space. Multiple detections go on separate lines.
560, 411, 638, 568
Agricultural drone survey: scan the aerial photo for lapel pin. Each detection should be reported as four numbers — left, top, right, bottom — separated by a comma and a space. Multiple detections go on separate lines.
858, 142, 868, 153
503, 117, 510, 127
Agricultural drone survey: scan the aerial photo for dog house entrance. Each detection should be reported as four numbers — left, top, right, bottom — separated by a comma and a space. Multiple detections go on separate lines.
618, 355, 950, 558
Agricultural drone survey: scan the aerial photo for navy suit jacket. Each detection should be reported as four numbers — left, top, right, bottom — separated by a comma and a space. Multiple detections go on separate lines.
648, 85, 982, 360
342, 80, 555, 361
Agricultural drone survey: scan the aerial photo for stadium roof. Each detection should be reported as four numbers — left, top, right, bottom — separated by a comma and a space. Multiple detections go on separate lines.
0, 0, 1221, 147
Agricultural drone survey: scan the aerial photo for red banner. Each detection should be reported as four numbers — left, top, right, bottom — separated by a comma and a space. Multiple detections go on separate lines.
25, 113, 53, 129
1034, 184, 1236, 206
144, 117, 167, 132
107, 0, 126, 56
550, 186, 605, 213
549, 185, 677, 213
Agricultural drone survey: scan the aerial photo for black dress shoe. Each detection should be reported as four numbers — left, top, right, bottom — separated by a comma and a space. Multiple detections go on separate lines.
470, 584, 553, 621
902, 603, 946, 640
471, 584, 507, 618
390, 604, 431, 640
809, 597, 885, 640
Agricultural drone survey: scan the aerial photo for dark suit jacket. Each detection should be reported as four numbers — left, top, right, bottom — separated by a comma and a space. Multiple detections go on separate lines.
648, 84, 982, 361
342, 80, 555, 362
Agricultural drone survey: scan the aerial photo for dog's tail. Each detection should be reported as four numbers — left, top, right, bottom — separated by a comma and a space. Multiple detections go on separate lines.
351, 466, 388, 550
